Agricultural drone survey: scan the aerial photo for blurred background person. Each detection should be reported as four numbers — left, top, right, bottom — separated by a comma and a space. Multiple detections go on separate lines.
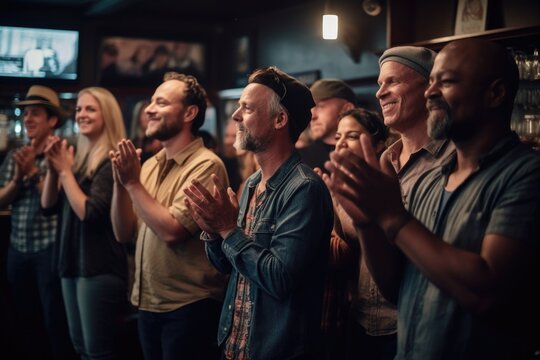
41, 87, 129, 360
299, 79, 357, 171
295, 126, 314, 149
219, 117, 242, 192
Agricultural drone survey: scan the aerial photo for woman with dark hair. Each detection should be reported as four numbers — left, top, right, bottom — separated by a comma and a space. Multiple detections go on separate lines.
317, 107, 394, 360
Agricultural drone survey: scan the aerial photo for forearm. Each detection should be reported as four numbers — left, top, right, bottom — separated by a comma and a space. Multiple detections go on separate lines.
111, 182, 138, 243
221, 228, 294, 300
393, 220, 496, 313
126, 181, 189, 243
58, 170, 87, 220
41, 170, 60, 209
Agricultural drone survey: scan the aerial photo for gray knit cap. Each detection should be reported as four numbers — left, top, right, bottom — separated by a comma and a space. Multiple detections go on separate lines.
379, 46, 437, 80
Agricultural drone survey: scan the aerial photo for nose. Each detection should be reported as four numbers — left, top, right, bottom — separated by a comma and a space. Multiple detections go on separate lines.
424, 80, 440, 100
336, 137, 347, 149
232, 107, 241, 122
375, 83, 386, 99
145, 102, 156, 117
310, 107, 317, 121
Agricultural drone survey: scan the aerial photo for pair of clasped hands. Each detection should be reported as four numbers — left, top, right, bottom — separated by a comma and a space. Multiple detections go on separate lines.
317, 133, 404, 233
42, 135, 75, 176
12, 140, 39, 183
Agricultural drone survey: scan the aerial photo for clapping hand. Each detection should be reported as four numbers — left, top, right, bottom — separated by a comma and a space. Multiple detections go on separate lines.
43, 135, 74, 175
109, 139, 142, 187
13, 144, 37, 181
324, 133, 404, 229
183, 174, 239, 238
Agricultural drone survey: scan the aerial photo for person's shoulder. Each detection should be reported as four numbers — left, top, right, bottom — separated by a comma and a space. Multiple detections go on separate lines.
290, 162, 331, 194
194, 145, 225, 166
381, 138, 402, 158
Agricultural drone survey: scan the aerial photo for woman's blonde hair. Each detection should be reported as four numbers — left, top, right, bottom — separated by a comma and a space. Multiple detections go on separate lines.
74, 87, 126, 178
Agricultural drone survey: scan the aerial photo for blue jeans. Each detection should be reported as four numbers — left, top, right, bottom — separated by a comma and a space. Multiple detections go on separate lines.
7, 245, 76, 360
62, 274, 127, 360
138, 298, 221, 360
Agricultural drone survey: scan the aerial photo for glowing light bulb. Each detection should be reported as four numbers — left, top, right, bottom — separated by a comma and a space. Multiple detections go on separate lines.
323, 14, 338, 40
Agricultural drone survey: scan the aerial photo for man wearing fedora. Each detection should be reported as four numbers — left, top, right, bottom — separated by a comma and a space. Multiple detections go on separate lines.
0, 85, 75, 359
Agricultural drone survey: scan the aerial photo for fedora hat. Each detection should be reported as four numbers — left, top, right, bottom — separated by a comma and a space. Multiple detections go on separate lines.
15, 85, 68, 128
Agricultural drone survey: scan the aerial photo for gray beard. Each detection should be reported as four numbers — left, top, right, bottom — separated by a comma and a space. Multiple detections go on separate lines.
427, 109, 452, 140
235, 130, 269, 153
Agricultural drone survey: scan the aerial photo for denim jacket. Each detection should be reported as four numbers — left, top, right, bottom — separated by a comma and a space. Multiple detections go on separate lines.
205, 151, 333, 360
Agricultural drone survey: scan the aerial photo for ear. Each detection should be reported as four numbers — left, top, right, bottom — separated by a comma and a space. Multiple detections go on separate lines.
183, 104, 199, 124
47, 115, 59, 130
274, 111, 288, 130
486, 78, 506, 109
341, 101, 356, 113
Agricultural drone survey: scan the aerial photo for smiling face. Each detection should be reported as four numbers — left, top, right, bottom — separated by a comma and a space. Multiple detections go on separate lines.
145, 80, 191, 141
425, 41, 494, 142
22, 105, 57, 142
335, 115, 373, 156
376, 61, 429, 133
76, 93, 105, 142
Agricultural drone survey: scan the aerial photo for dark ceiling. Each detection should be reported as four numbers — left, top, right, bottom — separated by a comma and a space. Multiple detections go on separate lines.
3, 0, 316, 23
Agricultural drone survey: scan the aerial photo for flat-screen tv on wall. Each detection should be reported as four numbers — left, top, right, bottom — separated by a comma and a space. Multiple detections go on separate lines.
0, 25, 79, 80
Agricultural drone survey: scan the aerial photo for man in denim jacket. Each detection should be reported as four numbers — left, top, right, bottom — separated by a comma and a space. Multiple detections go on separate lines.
184, 66, 334, 360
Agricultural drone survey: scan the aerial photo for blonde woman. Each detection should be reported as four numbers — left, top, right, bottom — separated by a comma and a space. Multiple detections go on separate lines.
42, 87, 128, 360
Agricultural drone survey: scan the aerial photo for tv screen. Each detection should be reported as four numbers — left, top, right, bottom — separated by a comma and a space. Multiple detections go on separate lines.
0, 25, 79, 80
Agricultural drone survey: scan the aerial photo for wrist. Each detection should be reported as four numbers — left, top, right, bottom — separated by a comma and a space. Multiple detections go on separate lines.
124, 180, 142, 193
218, 226, 236, 240
58, 169, 71, 179
380, 211, 413, 243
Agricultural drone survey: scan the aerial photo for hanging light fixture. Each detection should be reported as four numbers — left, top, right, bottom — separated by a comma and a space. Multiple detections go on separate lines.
322, 0, 338, 40
322, 14, 338, 39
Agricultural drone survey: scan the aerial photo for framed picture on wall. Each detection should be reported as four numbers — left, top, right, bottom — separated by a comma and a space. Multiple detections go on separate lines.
454, 0, 488, 35
98, 36, 206, 87
232, 35, 252, 88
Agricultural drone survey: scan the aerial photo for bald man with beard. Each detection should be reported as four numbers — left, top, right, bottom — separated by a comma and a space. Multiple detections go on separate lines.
324, 39, 540, 359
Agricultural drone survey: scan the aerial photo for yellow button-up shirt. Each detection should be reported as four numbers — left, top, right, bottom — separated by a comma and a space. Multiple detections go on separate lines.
131, 138, 229, 312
